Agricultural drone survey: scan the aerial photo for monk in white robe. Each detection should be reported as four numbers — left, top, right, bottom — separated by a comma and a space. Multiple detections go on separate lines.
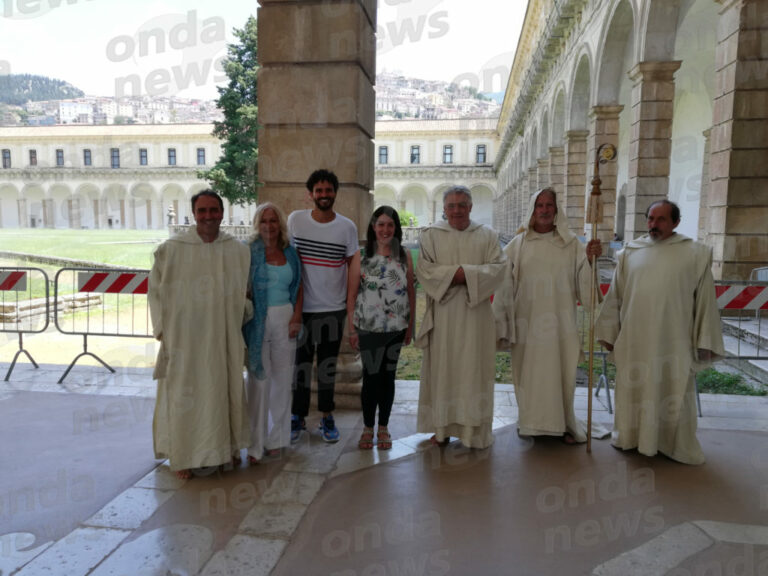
415, 186, 506, 448
596, 200, 724, 465
149, 191, 251, 478
493, 188, 603, 443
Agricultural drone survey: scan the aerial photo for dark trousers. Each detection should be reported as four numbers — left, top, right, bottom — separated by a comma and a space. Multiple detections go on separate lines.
292, 310, 346, 418
359, 329, 406, 428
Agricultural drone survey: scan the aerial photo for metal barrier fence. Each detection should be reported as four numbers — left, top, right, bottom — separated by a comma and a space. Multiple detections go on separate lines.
0, 267, 50, 381
54, 267, 152, 383
588, 280, 768, 416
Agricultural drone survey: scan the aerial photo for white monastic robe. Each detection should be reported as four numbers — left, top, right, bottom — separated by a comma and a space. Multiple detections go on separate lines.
415, 220, 506, 448
149, 227, 251, 471
493, 190, 599, 442
595, 233, 725, 465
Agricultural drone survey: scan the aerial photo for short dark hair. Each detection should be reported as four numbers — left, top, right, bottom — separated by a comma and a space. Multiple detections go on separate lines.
646, 199, 680, 223
191, 189, 223, 213
365, 205, 406, 263
306, 169, 339, 193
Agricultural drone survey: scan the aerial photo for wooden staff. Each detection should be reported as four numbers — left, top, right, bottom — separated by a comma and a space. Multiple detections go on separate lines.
585, 143, 616, 453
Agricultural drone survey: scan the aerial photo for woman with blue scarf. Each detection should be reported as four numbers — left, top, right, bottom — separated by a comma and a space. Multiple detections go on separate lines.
243, 202, 302, 462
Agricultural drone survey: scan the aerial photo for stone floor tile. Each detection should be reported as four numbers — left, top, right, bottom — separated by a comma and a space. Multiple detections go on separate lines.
239, 502, 307, 538
15, 527, 130, 576
83, 487, 174, 530
592, 522, 714, 576
89, 524, 213, 576
260, 471, 325, 505
199, 534, 287, 576
134, 463, 188, 491
0, 532, 53, 576
693, 521, 768, 545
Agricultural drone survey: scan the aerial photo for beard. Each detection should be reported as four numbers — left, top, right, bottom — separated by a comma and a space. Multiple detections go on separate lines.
314, 197, 334, 211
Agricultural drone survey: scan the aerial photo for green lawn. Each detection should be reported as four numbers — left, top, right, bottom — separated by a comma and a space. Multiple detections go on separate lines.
0, 229, 165, 269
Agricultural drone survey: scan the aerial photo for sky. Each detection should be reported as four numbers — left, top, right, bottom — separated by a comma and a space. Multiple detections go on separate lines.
0, 0, 527, 100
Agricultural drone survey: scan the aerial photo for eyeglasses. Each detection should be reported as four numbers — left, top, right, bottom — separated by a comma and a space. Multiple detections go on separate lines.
445, 203, 470, 210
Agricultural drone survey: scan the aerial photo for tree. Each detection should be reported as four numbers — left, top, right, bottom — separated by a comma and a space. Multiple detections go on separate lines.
399, 210, 418, 227
198, 16, 258, 205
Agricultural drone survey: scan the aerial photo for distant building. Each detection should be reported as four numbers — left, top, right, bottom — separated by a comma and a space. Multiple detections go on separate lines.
0, 124, 251, 230
373, 118, 497, 227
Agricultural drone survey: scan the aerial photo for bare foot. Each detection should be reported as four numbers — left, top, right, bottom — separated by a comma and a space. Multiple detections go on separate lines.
247, 455, 260, 465
232, 454, 243, 467
175, 469, 191, 480
562, 433, 577, 445
429, 435, 450, 447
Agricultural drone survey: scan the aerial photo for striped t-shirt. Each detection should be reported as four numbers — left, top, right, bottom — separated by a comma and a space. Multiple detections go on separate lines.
287, 209, 358, 312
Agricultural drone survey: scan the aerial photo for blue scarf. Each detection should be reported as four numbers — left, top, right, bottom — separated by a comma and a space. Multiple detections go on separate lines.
243, 239, 301, 377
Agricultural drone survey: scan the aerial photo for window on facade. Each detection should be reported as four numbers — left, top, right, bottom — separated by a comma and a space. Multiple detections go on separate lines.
56, 149, 65, 167
410, 145, 420, 164
2, 149, 10, 169
378, 146, 388, 165
83, 149, 92, 166
197, 148, 206, 165
139, 148, 148, 166
29, 149, 37, 166
476, 144, 487, 164
442, 144, 453, 164
110, 148, 120, 169
168, 148, 176, 166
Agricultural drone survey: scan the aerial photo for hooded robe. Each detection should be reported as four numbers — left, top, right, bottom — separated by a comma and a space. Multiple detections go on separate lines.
415, 220, 506, 448
149, 227, 250, 471
493, 189, 602, 442
595, 233, 724, 464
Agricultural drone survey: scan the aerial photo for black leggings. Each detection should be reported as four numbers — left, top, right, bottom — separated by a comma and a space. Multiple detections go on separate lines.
358, 329, 406, 428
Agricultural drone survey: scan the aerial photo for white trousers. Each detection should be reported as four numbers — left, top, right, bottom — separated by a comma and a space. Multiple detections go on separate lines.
247, 303, 295, 459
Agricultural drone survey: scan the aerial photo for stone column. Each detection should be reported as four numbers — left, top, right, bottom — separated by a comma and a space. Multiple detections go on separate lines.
43, 199, 54, 228
93, 199, 100, 229
119, 199, 126, 229
128, 198, 136, 229
548, 146, 565, 196
625, 61, 681, 240
698, 129, 712, 245
146, 199, 153, 229
256, 1, 377, 406
257, 0, 375, 234
518, 173, 528, 230
588, 105, 623, 241
537, 158, 550, 190
709, 0, 768, 280
17, 198, 27, 228
528, 167, 538, 198
69, 198, 81, 229
564, 130, 589, 234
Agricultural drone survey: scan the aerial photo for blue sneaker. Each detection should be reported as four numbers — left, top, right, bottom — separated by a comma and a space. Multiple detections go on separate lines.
290, 415, 305, 444
320, 415, 340, 443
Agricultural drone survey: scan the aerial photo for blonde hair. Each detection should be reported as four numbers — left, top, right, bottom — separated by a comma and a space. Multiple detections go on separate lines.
249, 202, 289, 249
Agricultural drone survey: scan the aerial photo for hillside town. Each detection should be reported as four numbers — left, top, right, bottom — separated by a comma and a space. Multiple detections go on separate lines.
0, 72, 500, 126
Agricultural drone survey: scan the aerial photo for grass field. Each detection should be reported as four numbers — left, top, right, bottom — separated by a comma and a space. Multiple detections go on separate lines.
0, 229, 165, 269
2, 230, 762, 393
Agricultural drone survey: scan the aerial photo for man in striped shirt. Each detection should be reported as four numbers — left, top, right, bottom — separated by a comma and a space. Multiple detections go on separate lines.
288, 169, 359, 443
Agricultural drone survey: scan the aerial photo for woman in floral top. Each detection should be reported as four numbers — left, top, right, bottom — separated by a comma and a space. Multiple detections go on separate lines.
347, 206, 416, 450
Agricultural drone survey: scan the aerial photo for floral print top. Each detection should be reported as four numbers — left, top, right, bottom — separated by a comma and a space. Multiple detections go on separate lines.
353, 252, 410, 332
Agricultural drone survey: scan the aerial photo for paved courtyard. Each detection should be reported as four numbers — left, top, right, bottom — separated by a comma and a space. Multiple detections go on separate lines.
1, 359, 767, 575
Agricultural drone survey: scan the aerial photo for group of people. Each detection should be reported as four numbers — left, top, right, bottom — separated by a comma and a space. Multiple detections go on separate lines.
149, 169, 415, 479
149, 173, 724, 480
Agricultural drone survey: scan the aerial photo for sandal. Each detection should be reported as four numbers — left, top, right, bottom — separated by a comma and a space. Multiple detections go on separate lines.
377, 427, 392, 450
358, 427, 374, 450
429, 434, 450, 447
